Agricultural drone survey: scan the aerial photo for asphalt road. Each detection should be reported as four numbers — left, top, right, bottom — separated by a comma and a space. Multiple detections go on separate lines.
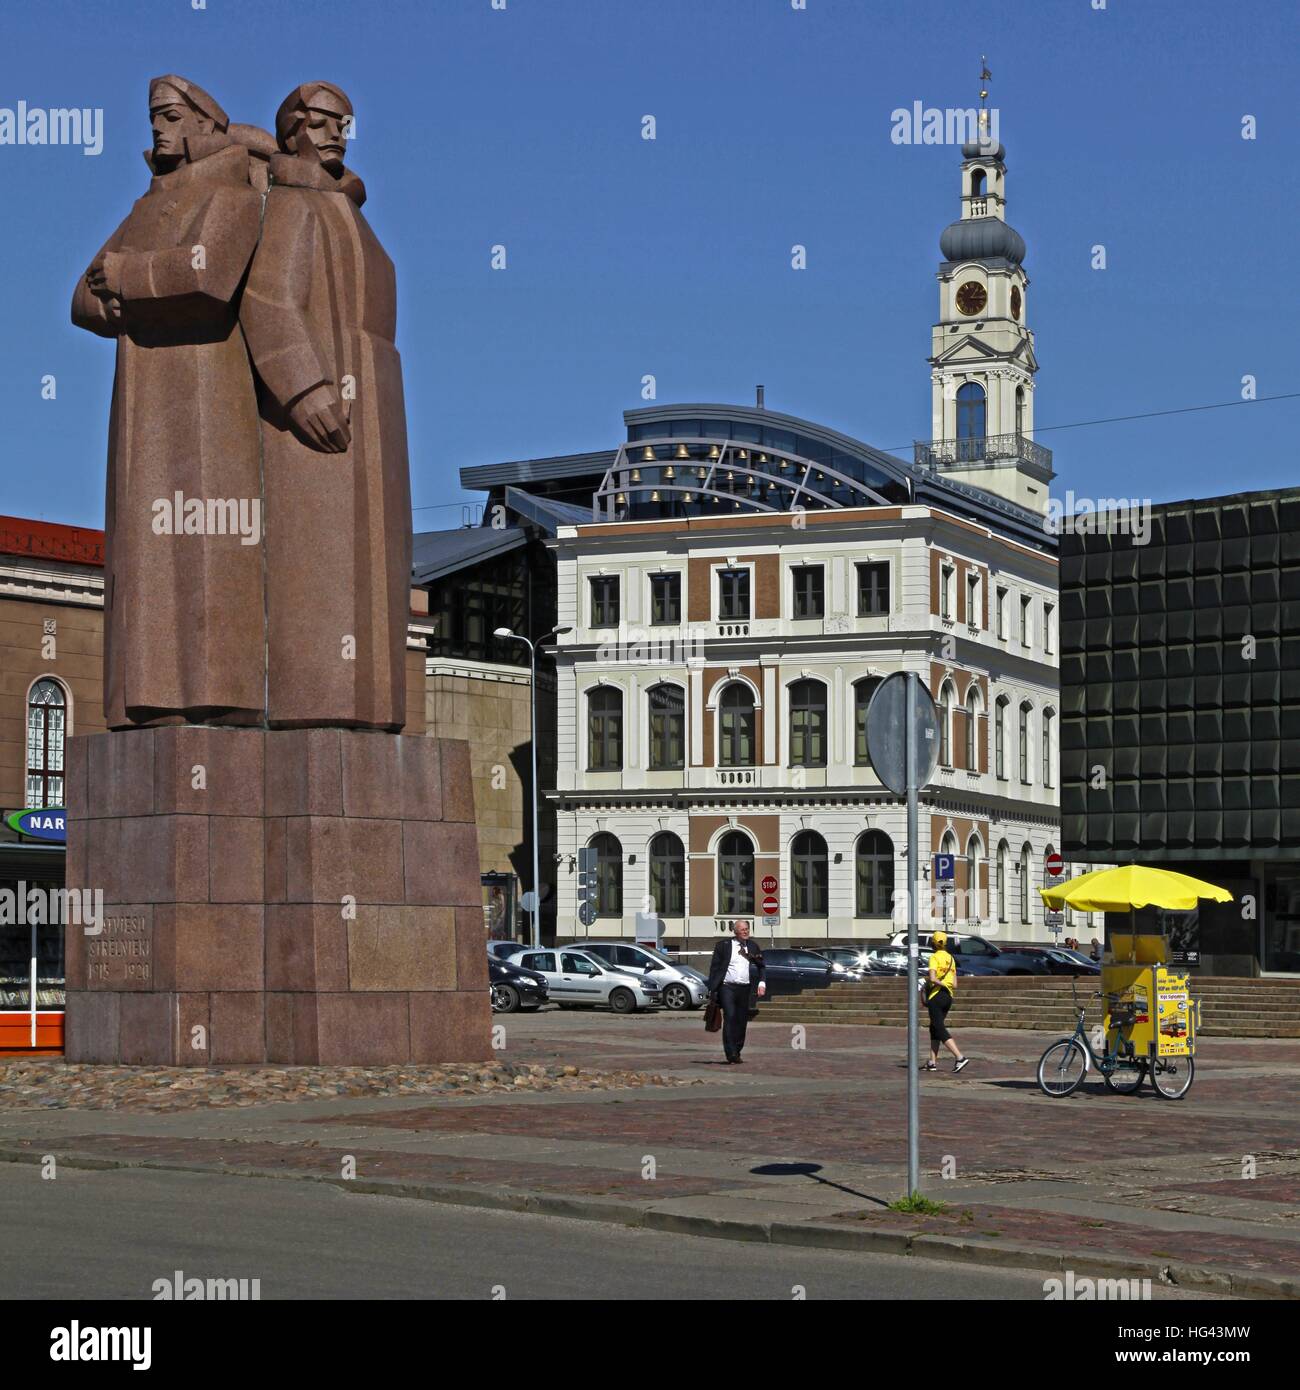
0, 1161, 1206, 1302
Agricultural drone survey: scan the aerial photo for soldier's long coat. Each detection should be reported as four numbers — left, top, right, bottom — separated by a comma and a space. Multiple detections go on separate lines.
71, 138, 265, 728
240, 153, 411, 730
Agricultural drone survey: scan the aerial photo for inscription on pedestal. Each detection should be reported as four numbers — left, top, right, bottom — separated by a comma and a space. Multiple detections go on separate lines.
87, 913, 152, 988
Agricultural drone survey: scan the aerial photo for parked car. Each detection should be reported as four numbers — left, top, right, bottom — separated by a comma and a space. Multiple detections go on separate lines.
573, 942, 708, 1011
816, 947, 871, 980
887, 930, 1050, 976
1016, 946, 1101, 976
488, 940, 528, 962
489, 957, 549, 1013
761, 949, 836, 995
868, 943, 1000, 977
506, 947, 661, 1013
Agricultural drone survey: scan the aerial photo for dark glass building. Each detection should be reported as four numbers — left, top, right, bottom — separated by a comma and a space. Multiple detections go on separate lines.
1059, 486, 1300, 974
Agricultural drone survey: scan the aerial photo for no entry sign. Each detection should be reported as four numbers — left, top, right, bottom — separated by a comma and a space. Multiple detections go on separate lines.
762, 894, 779, 917
1045, 852, 1064, 878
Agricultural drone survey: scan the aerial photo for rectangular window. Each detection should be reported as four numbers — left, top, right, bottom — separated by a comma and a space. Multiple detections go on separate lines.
856, 562, 889, 615
995, 703, 1006, 779
718, 568, 750, 620
1020, 594, 1031, 647
590, 576, 620, 627
1019, 706, 1030, 784
650, 572, 681, 625
996, 587, 1007, 640
1043, 601, 1055, 655
966, 572, 980, 627
791, 565, 825, 619
940, 566, 954, 619
1042, 714, 1053, 787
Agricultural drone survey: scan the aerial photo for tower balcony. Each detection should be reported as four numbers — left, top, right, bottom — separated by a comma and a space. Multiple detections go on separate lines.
913, 432, 1053, 477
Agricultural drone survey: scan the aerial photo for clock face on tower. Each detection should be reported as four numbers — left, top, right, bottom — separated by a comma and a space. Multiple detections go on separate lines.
1011, 285, 1022, 321
956, 280, 987, 316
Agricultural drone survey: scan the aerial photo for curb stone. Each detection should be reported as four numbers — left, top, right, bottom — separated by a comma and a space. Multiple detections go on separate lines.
1, 1146, 1294, 1299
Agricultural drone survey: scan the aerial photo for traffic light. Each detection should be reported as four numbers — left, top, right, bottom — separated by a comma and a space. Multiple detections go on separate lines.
577, 846, 598, 927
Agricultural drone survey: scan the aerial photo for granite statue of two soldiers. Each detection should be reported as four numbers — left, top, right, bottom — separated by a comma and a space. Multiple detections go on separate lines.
71, 75, 411, 731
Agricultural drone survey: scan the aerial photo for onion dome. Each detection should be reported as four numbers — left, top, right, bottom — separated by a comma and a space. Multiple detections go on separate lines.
939, 216, 1026, 266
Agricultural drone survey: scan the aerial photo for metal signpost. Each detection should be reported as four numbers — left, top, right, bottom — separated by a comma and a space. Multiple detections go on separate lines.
866, 671, 941, 1198
576, 846, 598, 929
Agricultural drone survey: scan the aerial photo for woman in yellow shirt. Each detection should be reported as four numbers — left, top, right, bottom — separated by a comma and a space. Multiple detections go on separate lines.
924, 931, 969, 1073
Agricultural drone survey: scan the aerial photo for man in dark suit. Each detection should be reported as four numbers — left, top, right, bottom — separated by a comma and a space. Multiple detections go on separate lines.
706, 921, 766, 1064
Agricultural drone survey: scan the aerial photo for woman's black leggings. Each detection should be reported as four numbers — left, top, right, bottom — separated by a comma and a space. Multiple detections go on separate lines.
927, 988, 953, 1044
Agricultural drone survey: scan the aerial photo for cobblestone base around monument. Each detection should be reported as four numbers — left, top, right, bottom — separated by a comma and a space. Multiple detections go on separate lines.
62, 727, 492, 1065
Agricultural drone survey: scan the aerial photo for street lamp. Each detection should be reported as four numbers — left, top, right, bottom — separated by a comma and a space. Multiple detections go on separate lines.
493, 624, 571, 948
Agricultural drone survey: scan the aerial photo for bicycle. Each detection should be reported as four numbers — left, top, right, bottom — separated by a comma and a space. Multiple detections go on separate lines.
1036, 979, 1195, 1100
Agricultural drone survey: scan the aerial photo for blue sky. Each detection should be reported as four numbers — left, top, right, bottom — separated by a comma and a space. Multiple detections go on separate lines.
1, 0, 1296, 530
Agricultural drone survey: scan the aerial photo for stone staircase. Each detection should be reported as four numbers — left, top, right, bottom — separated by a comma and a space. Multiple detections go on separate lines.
758, 975, 1300, 1039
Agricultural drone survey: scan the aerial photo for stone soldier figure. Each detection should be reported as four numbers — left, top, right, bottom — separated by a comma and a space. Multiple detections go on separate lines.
240, 81, 412, 730
71, 76, 265, 728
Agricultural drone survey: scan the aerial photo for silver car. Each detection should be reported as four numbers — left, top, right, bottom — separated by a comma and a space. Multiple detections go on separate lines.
506, 947, 662, 1014
573, 941, 709, 1011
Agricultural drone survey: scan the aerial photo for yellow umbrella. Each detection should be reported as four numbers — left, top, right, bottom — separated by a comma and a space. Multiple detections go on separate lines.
1040, 864, 1233, 913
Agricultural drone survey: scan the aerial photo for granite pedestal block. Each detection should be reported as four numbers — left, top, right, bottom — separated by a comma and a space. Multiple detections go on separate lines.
64, 727, 492, 1065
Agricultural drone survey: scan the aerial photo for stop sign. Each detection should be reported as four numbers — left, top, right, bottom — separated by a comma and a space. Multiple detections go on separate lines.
762, 895, 779, 917
761, 875, 778, 895
1045, 852, 1064, 878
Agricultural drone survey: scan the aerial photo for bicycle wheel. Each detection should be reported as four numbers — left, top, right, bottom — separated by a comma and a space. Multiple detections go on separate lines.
1150, 1054, 1195, 1100
1103, 1060, 1145, 1095
1037, 1039, 1087, 1097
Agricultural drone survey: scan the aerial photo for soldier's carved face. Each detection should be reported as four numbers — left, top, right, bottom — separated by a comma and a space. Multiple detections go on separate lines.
299, 102, 349, 174
150, 96, 214, 170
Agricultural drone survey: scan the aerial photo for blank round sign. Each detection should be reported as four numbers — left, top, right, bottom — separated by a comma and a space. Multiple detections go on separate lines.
865, 672, 941, 795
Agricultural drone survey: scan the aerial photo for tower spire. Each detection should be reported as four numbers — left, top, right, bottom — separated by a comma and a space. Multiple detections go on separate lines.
978, 56, 992, 142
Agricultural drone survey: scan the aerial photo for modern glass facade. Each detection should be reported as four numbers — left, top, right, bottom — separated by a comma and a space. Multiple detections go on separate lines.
1059, 487, 1300, 973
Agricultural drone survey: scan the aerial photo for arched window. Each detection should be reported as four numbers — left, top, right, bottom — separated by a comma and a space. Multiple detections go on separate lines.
956, 382, 986, 449
647, 683, 685, 771
791, 831, 828, 917
964, 688, 980, 771
1019, 701, 1032, 784
718, 683, 756, 768
648, 832, 685, 918
1015, 384, 1026, 434
856, 829, 894, 916
788, 679, 827, 768
587, 686, 623, 771
590, 833, 623, 917
970, 167, 986, 198
717, 831, 754, 915
1042, 709, 1055, 788
938, 682, 956, 767
853, 677, 881, 767
997, 841, 1009, 924
994, 695, 1008, 779
1019, 842, 1032, 925
965, 834, 981, 922
26, 679, 66, 808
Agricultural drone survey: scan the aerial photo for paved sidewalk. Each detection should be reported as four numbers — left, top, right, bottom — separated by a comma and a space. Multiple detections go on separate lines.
1, 1012, 1297, 1297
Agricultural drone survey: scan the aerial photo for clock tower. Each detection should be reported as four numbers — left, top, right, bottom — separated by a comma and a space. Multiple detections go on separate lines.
918, 103, 1054, 515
